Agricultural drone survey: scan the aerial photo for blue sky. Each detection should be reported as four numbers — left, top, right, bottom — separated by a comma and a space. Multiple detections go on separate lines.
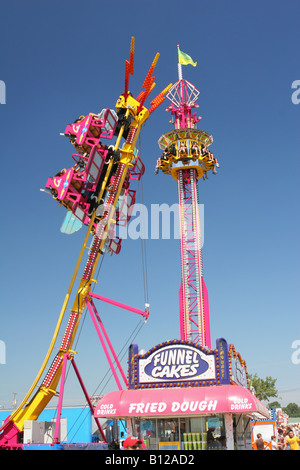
0, 0, 299, 412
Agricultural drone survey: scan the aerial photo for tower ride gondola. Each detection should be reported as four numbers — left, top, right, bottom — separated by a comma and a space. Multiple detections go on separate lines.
0, 38, 172, 449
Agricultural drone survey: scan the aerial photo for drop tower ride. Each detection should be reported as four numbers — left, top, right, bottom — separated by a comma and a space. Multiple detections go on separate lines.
155, 45, 219, 348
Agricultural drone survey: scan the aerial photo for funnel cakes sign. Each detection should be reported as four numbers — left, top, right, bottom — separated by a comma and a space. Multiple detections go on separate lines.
128, 339, 231, 389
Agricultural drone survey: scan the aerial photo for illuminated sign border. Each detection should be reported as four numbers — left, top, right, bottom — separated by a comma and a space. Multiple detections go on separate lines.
228, 344, 249, 388
128, 338, 232, 389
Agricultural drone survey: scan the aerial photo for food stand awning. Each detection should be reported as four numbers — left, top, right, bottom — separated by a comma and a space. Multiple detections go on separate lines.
94, 385, 270, 420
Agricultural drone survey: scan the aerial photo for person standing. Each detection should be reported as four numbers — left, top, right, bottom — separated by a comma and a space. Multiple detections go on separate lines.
123, 437, 143, 450
254, 433, 269, 450
284, 431, 300, 450
271, 436, 278, 450
277, 428, 285, 450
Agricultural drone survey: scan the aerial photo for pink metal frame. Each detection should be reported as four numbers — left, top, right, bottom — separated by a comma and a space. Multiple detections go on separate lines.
166, 78, 201, 129
86, 299, 127, 390
54, 353, 106, 444
86, 292, 149, 390
53, 292, 149, 444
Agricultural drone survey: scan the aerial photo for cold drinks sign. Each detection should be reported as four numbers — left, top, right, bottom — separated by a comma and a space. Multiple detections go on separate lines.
128, 338, 236, 389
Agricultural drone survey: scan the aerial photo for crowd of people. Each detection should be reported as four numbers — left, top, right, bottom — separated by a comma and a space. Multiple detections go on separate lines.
254, 423, 300, 450
108, 423, 300, 451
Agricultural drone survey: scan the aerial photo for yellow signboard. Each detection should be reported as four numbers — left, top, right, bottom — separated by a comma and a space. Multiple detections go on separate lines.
158, 441, 180, 450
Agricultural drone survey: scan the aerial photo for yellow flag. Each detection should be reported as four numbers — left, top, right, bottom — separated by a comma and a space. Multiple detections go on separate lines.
177, 46, 197, 67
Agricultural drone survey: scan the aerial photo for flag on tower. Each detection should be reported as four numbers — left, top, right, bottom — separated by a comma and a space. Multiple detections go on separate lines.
177, 45, 197, 67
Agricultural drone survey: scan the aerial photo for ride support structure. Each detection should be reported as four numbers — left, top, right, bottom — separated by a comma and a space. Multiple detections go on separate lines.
0, 37, 171, 449
156, 47, 220, 348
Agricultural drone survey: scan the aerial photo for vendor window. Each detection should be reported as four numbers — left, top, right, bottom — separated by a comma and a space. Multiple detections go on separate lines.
133, 418, 180, 450
181, 416, 226, 450
130, 415, 226, 450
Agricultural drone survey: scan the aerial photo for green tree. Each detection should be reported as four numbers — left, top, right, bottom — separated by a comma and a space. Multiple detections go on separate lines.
283, 403, 300, 417
269, 401, 281, 409
248, 373, 278, 403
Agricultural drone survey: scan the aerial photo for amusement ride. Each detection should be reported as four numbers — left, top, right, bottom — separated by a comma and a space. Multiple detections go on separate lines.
91, 46, 269, 450
0, 40, 269, 451
0, 37, 172, 449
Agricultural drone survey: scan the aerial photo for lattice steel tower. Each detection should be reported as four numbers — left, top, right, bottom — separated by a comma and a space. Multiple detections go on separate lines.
155, 48, 219, 347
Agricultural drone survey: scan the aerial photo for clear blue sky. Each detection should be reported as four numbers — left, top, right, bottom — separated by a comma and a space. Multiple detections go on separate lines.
0, 0, 299, 412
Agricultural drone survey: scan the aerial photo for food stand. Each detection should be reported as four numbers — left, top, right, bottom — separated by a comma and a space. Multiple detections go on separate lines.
95, 338, 270, 450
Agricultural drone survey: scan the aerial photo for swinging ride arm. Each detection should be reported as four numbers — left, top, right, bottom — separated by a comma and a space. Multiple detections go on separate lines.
0, 37, 171, 446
